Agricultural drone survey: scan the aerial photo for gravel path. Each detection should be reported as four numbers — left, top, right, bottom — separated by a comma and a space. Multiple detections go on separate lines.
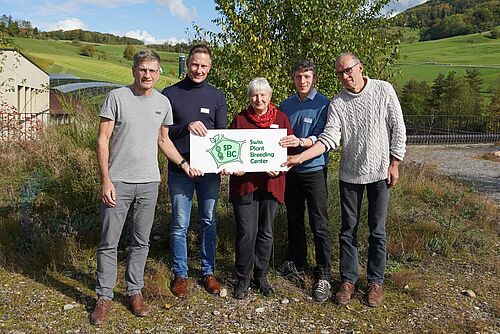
405, 143, 500, 202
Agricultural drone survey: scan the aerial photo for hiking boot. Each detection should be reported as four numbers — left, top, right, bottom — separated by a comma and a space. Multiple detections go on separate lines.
253, 276, 274, 297
129, 293, 148, 317
312, 279, 331, 302
90, 297, 112, 326
171, 276, 189, 298
335, 281, 355, 305
233, 278, 251, 299
366, 283, 383, 307
276, 261, 304, 278
203, 275, 222, 295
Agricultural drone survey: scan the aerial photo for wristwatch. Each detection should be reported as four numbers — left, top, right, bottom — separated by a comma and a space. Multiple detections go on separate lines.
298, 138, 305, 147
177, 159, 187, 169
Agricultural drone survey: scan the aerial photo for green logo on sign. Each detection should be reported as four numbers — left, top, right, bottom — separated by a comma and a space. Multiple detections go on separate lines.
207, 134, 245, 168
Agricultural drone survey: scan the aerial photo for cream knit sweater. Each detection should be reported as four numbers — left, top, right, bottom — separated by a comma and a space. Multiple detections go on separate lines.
319, 77, 406, 184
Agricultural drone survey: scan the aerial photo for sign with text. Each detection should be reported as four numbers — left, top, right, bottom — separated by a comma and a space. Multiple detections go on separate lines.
190, 129, 288, 173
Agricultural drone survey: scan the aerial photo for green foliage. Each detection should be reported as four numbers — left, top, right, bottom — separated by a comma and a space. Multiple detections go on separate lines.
400, 79, 432, 115
44, 29, 143, 45
399, 70, 492, 117
490, 26, 500, 39
79, 44, 96, 57
393, 0, 500, 40
123, 45, 135, 61
70, 39, 81, 47
196, 0, 401, 116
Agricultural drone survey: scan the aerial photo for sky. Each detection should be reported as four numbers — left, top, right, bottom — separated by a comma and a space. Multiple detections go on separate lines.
1, 0, 427, 45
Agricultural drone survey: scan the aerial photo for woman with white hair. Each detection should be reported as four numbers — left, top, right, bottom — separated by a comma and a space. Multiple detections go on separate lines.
227, 77, 292, 299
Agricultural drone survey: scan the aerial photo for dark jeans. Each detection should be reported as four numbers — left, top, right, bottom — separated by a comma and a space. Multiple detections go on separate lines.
339, 180, 389, 285
233, 191, 278, 280
284, 169, 331, 280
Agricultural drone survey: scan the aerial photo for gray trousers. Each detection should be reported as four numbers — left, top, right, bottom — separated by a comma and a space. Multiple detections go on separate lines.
339, 180, 389, 285
95, 181, 159, 299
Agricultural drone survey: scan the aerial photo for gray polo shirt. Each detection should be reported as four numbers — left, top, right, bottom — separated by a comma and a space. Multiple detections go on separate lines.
100, 86, 173, 183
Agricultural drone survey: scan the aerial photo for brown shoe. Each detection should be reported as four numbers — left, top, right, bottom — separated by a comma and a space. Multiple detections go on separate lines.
366, 283, 383, 307
129, 293, 148, 317
204, 275, 222, 294
335, 282, 355, 305
90, 297, 111, 326
171, 276, 189, 298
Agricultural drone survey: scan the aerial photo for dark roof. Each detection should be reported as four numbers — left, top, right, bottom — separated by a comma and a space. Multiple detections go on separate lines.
53, 82, 123, 94
49, 73, 80, 79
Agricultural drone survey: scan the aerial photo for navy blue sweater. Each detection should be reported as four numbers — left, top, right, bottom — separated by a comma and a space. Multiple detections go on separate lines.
162, 77, 228, 171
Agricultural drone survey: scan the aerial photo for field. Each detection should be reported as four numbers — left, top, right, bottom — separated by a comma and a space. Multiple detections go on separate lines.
14, 32, 500, 97
393, 31, 500, 94
14, 38, 180, 88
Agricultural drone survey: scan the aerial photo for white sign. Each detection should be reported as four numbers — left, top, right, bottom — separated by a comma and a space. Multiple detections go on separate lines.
190, 129, 288, 173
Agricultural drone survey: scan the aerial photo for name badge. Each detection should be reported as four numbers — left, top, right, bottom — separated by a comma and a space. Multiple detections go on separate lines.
304, 117, 313, 123
200, 108, 210, 114
270, 124, 279, 129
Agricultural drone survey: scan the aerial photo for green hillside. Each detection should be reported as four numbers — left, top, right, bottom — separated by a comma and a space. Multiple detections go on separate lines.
13, 37, 180, 88
393, 31, 500, 94
13, 33, 500, 97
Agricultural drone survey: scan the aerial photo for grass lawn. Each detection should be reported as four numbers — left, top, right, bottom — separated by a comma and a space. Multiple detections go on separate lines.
393, 32, 500, 93
14, 38, 180, 88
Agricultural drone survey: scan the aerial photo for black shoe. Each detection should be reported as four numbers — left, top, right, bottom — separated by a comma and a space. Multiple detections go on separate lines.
276, 261, 304, 277
233, 278, 250, 299
312, 279, 331, 302
253, 276, 274, 297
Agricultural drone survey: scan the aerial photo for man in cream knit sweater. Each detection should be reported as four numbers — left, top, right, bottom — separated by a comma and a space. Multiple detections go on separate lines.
284, 52, 406, 307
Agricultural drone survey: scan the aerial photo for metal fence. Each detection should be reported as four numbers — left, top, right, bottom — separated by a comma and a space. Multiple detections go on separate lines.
404, 115, 500, 144
1, 112, 499, 144
0, 110, 50, 141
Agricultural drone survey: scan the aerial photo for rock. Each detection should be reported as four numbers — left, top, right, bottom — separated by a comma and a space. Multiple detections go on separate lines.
63, 304, 75, 310
213, 310, 221, 316
255, 307, 265, 313
219, 288, 228, 297
404, 285, 410, 290
281, 298, 289, 304
462, 289, 476, 298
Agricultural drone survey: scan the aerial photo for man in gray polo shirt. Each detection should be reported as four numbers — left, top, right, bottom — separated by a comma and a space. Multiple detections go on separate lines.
90, 50, 200, 326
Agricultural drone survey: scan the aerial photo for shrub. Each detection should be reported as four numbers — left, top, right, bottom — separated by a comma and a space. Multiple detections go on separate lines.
490, 26, 500, 39
79, 44, 96, 57
123, 45, 135, 60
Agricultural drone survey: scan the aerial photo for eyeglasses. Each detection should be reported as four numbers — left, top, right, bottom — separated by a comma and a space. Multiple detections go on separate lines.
335, 63, 359, 78
137, 68, 159, 75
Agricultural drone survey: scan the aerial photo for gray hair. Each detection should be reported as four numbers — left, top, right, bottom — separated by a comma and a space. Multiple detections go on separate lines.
247, 77, 272, 97
336, 52, 361, 64
133, 50, 161, 69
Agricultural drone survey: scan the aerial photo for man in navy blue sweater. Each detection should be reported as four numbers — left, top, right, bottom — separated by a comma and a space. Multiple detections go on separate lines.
162, 44, 228, 298
278, 60, 332, 302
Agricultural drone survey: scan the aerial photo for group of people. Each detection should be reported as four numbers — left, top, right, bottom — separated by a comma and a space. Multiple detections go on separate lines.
90, 44, 406, 326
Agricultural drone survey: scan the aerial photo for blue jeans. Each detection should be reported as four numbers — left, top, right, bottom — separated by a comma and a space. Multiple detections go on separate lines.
168, 171, 220, 278
339, 180, 389, 285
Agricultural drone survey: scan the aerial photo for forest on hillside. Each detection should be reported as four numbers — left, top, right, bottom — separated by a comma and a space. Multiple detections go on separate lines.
0, 14, 194, 53
392, 0, 500, 40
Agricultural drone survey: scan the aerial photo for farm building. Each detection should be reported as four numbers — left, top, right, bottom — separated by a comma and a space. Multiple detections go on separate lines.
0, 48, 50, 140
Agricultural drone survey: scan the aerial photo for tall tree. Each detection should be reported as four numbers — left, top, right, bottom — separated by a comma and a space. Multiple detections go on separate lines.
196, 0, 401, 116
123, 45, 135, 61
465, 69, 483, 94
400, 79, 431, 115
